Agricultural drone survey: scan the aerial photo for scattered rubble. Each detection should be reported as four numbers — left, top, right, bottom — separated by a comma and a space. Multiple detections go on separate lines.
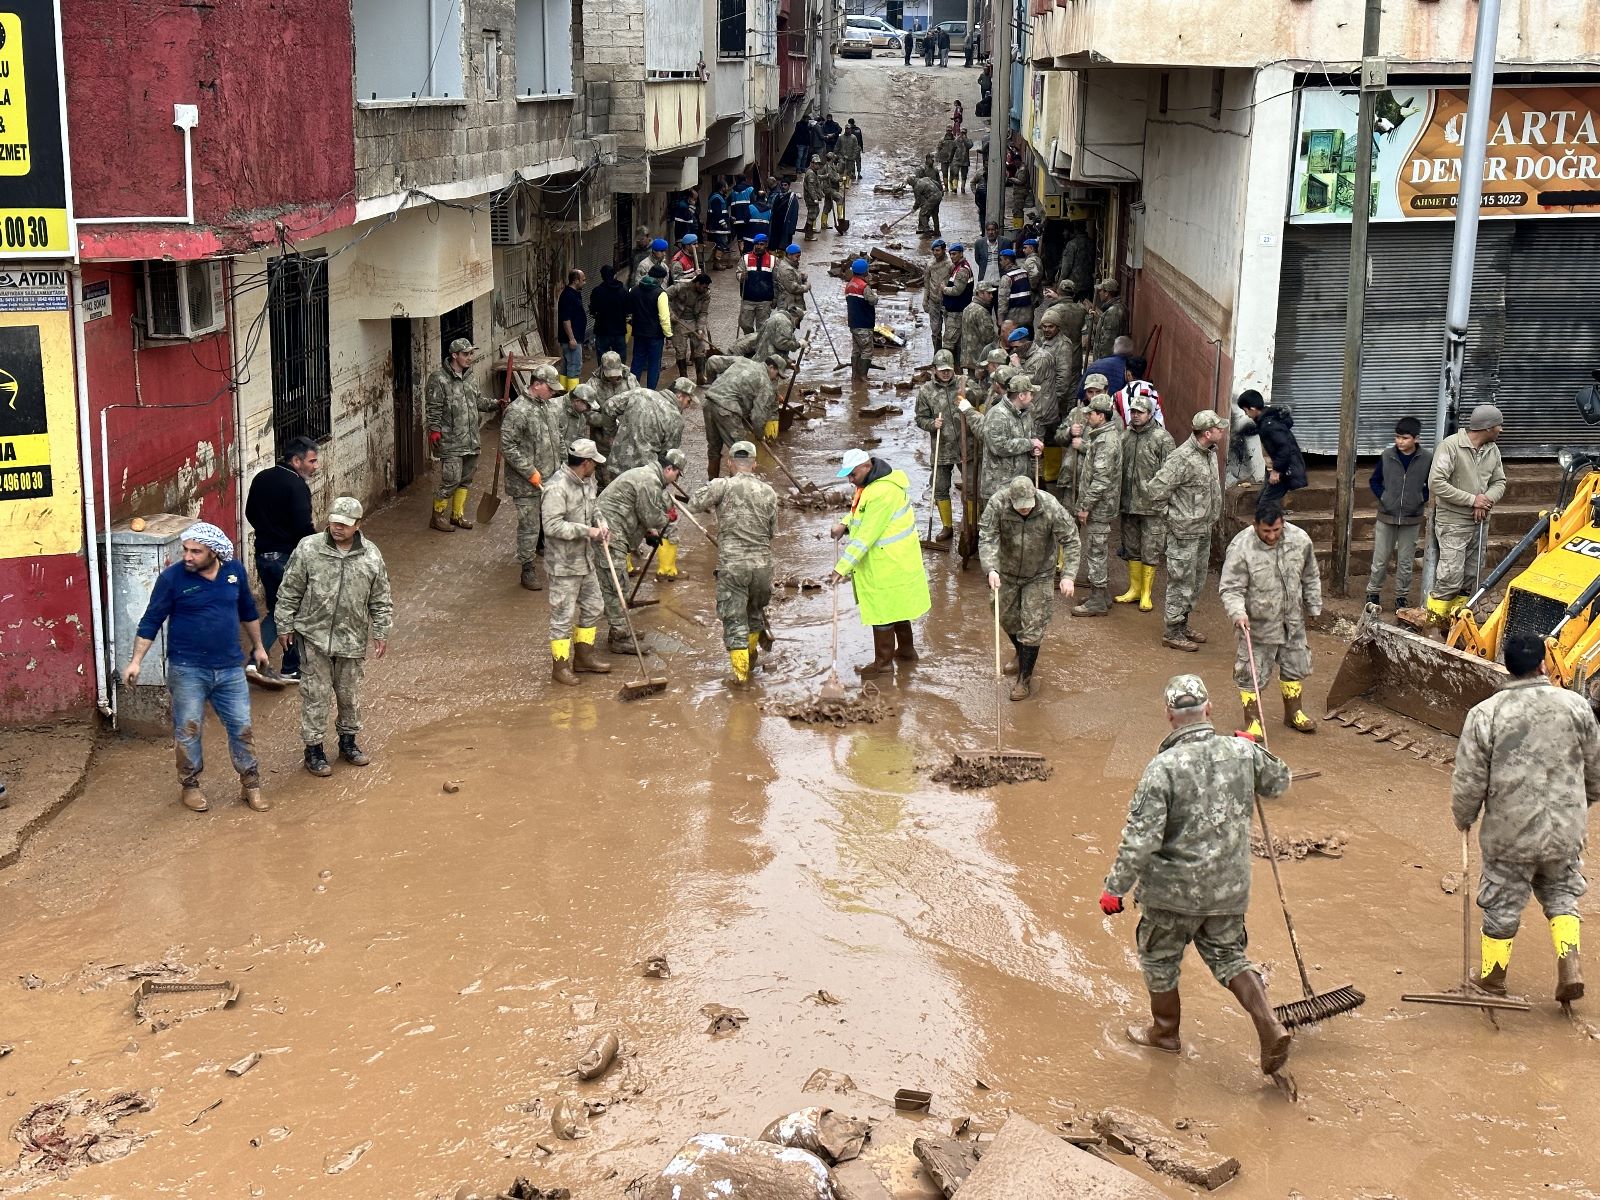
763, 685, 897, 727
760, 1107, 870, 1165
1251, 831, 1348, 861
1, 1090, 152, 1186
1090, 1107, 1241, 1191
957, 1114, 1168, 1198
701, 1003, 749, 1036
912, 1137, 981, 1197
574, 1032, 619, 1081
638, 955, 671, 978
324, 1139, 372, 1175
226, 1051, 261, 1077
802, 1069, 856, 1095
931, 757, 1053, 789
629, 1133, 840, 1200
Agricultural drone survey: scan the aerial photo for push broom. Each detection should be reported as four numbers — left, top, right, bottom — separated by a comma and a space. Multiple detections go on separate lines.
599, 526, 668, 702
1244, 626, 1366, 1028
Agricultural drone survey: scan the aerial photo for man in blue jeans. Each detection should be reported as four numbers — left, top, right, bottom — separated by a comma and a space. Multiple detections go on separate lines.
244, 435, 318, 681
558, 268, 588, 390
124, 522, 271, 814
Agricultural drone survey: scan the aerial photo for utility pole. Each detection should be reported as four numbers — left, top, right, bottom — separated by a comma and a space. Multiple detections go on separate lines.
1330, 0, 1383, 596
985, 0, 1010, 235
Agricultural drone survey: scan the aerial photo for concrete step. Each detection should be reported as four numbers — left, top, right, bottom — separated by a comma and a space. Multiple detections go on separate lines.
1290, 464, 1563, 511
1290, 502, 1548, 545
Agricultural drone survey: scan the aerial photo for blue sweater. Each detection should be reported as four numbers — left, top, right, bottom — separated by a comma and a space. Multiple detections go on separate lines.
137, 560, 260, 669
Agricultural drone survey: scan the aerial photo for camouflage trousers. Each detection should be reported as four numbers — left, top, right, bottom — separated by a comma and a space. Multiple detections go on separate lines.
1136, 908, 1253, 993
926, 307, 945, 348
672, 323, 710, 362
298, 641, 364, 746
1232, 630, 1312, 690
850, 328, 873, 372
548, 570, 603, 643
704, 405, 749, 473
998, 571, 1055, 646
716, 561, 773, 650
939, 317, 963, 356
1163, 531, 1211, 626
738, 300, 772, 334
1431, 520, 1480, 601
597, 540, 639, 629
435, 453, 479, 501
1120, 513, 1166, 565
931, 461, 969, 503
1478, 855, 1587, 940
1082, 520, 1112, 587
513, 492, 544, 563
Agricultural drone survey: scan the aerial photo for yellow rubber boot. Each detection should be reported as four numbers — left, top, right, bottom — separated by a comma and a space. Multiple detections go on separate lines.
626, 553, 636, 573
1115, 561, 1144, 604
937, 499, 953, 530
1138, 562, 1156, 611
1553, 915, 1583, 1002
655, 539, 679, 578
1480, 934, 1513, 994
550, 639, 578, 685
728, 647, 751, 685
551, 639, 572, 659
450, 487, 468, 520
747, 632, 761, 671
1425, 595, 1453, 625
1554, 914, 1581, 957
431, 497, 452, 532
1240, 690, 1263, 741
1281, 679, 1316, 733
763, 419, 780, 440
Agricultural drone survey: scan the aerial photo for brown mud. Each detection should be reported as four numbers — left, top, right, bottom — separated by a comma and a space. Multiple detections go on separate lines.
3, 58, 1599, 1200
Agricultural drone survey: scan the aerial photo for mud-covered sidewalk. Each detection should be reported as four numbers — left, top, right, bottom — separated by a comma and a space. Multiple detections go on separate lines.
3, 59, 1599, 1200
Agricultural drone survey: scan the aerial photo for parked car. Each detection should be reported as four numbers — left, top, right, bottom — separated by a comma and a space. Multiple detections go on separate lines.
844, 16, 902, 50
838, 28, 875, 58
913, 19, 968, 52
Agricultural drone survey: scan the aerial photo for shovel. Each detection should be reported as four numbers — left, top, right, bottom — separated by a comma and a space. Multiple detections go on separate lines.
669, 489, 719, 547
599, 529, 668, 701
777, 334, 812, 435
477, 351, 516, 526
878, 207, 915, 236
818, 539, 847, 707
921, 420, 946, 553
742, 416, 822, 496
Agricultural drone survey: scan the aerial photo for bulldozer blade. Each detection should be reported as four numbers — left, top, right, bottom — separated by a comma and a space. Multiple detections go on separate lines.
1324, 611, 1507, 737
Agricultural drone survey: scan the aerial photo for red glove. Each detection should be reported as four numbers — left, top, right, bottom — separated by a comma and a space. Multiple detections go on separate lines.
1099, 890, 1123, 915
1235, 730, 1262, 744
667, 506, 678, 521
428, 430, 442, 445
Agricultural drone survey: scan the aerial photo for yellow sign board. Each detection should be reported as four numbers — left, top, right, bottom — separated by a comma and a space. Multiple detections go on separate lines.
0, 2, 72, 256
0, 276, 80, 557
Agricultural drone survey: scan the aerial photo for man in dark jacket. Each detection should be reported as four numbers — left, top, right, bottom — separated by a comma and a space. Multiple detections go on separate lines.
1238, 390, 1307, 507
1366, 416, 1432, 610
589, 265, 630, 362
244, 435, 319, 681
628, 266, 672, 389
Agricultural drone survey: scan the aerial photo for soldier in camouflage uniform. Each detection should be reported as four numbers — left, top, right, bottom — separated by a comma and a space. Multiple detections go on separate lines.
596, 452, 684, 652
1019, 238, 1044, 298
802, 160, 827, 238
912, 172, 943, 236
934, 130, 956, 191
774, 245, 810, 315
1015, 325, 1063, 484
1101, 673, 1294, 1076
1453, 634, 1600, 1003
913, 351, 967, 543
542, 438, 614, 686
610, 378, 694, 474
731, 306, 802, 364
425, 337, 502, 532
667, 274, 713, 383
1070, 394, 1122, 615
1426, 403, 1507, 623
821, 154, 847, 231
838, 127, 862, 182
688, 441, 779, 686
1040, 278, 1088, 381
1088, 277, 1128, 361
275, 497, 393, 777
1114, 393, 1176, 613
922, 240, 953, 349
500, 364, 568, 592
701, 354, 784, 479
958, 282, 998, 372
960, 373, 1042, 509
562, 384, 600, 448
1149, 410, 1226, 652
940, 245, 975, 357
979, 476, 1080, 700
949, 130, 972, 192
1219, 500, 1322, 738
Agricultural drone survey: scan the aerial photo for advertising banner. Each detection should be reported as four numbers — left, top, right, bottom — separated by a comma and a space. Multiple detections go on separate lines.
0, 0, 73, 256
0, 264, 80, 557
1291, 84, 1600, 222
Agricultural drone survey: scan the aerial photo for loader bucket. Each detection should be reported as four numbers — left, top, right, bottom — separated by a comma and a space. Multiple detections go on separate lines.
1324, 611, 1508, 737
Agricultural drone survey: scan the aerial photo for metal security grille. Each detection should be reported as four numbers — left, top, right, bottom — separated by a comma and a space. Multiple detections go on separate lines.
440, 300, 474, 364
1506, 587, 1568, 647
268, 255, 332, 447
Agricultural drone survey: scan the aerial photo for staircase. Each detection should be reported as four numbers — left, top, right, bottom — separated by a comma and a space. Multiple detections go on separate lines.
1225, 461, 1566, 588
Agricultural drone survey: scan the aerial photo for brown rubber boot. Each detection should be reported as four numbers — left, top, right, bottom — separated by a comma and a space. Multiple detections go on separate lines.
1226, 970, 1292, 1075
1182, 618, 1207, 644
1073, 585, 1110, 617
893, 621, 919, 662
572, 641, 613, 674
608, 628, 634, 656
1162, 624, 1200, 653
1009, 643, 1039, 701
520, 561, 543, 592
1126, 989, 1182, 1054
1281, 683, 1317, 733
1557, 950, 1584, 1004
430, 508, 454, 533
707, 453, 723, 480
857, 626, 897, 676
1476, 963, 1508, 995
551, 654, 580, 686
180, 786, 209, 813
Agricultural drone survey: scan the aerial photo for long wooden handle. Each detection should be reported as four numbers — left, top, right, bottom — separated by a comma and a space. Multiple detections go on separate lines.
993, 586, 1003, 752
1461, 830, 1473, 992
927, 422, 942, 539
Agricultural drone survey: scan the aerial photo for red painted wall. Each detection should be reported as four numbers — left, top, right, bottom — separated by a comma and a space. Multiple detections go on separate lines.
0, 556, 95, 720
1131, 270, 1235, 436
65, 0, 357, 260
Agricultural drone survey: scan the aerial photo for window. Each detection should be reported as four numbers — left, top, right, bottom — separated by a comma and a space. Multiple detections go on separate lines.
269, 256, 332, 447
515, 0, 574, 96
354, 0, 465, 102
719, 0, 746, 57
483, 30, 501, 99
440, 300, 474, 366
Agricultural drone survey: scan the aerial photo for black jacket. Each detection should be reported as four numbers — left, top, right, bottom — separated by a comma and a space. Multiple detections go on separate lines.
245, 464, 315, 555
1249, 406, 1307, 490
589, 279, 630, 337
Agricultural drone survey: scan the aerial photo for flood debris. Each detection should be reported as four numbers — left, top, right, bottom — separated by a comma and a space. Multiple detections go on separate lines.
892, 1088, 932, 1113
2, 1090, 152, 1184
442, 780, 463, 794
930, 756, 1053, 789
630, 1133, 840, 1200
1440, 872, 1461, 894
638, 955, 671, 978
183, 1099, 222, 1127
1090, 1107, 1241, 1191
760, 1107, 871, 1165
806, 989, 843, 1006
324, 1138, 372, 1175
783, 488, 853, 513
132, 977, 239, 1030
856, 403, 902, 418
912, 1137, 981, 1197
957, 1115, 1167, 1199
701, 1003, 749, 1036
549, 1096, 589, 1140
493, 1180, 571, 1200
226, 1051, 262, 1077
802, 1068, 856, 1095
1250, 831, 1348, 861
574, 1032, 619, 1080
763, 685, 897, 727
772, 573, 827, 592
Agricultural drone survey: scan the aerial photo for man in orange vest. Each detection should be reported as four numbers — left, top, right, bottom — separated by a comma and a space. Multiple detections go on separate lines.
738, 234, 776, 334
844, 258, 877, 382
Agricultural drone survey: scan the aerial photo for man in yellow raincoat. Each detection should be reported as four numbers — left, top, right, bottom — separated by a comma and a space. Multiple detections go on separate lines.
829, 448, 933, 676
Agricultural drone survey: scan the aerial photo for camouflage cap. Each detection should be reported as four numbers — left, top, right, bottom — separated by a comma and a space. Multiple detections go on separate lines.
932, 349, 955, 370
448, 337, 477, 355
1083, 372, 1109, 393
1164, 673, 1209, 710
528, 363, 565, 391
327, 496, 363, 526
1129, 394, 1154, 415
1089, 394, 1114, 414
975, 280, 998, 294
766, 353, 791, 373
1006, 475, 1037, 510
983, 348, 1009, 366
600, 351, 626, 379
672, 376, 697, 395
1006, 373, 1034, 395
1097, 278, 1120, 294
729, 440, 758, 459
569, 437, 607, 463
1192, 409, 1226, 433
992, 365, 1016, 388
1057, 277, 1076, 293
662, 447, 688, 469
570, 383, 597, 406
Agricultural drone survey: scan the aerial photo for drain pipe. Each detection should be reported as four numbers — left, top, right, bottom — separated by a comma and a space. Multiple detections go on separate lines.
76, 105, 200, 225
70, 271, 112, 719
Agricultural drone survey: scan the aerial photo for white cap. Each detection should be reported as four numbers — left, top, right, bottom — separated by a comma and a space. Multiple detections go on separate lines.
835, 448, 871, 478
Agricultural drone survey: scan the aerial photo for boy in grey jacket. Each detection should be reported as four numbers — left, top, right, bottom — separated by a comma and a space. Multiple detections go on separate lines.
1366, 416, 1432, 610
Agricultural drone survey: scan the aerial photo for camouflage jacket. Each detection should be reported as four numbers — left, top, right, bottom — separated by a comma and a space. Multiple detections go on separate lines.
774, 259, 809, 309
951, 133, 972, 164
1120, 420, 1176, 515
914, 375, 965, 466
1041, 298, 1085, 348
934, 135, 956, 165
704, 355, 776, 429
598, 463, 674, 550
959, 301, 997, 371
972, 396, 1037, 500
1148, 436, 1222, 537
839, 136, 861, 167
541, 465, 600, 576
560, 396, 595, 448
425, 364, 499, 457
1429, 429, 1507, 528
589, 373, 640, 442
609, 389, 683, 474
667, 279, 710, 329
1089, 299, 1128, 360
688, 473, 778, 568
751, 310, 802, 362
913, 176, 942, 214
1073, 419, 1123, 521
803, 167, 825, 204
821, 163, 843, 198
1219, 522, 1322, 642
978, 487, 1080, 581
923, 254, 953, 314
1453, 677, 1600, 861
1022, 252, 1044, 290
275, 532, 393, 659
1021, 343, 1060, 428
500, 395, 565, 499
1105, 723, 1292, 915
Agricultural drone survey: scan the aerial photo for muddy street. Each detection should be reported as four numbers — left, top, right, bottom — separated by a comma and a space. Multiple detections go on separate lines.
3, 59, 1599, 1200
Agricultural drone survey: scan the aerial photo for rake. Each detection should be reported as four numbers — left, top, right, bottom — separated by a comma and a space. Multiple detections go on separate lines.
818, 539, 848, 707
947, 589, 1047, 773
1244, 625, 1366, 1029
599, 530, 668, 702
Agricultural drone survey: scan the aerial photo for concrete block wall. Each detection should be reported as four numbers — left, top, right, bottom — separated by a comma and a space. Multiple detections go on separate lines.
583, 0, 650, 193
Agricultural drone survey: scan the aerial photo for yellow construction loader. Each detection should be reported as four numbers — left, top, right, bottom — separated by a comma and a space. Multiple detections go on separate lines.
1327, 438, 1600, 738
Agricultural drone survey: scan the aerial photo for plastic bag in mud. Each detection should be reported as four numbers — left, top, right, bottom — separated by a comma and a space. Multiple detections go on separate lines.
636, 1133, 840, 1200
759, 1107, 871, 1165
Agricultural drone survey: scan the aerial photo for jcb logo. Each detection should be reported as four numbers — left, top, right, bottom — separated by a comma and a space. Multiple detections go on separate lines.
1564, 536, 1600, 561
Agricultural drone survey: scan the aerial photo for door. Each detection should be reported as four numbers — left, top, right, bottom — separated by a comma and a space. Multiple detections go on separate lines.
391, 317, 419, 491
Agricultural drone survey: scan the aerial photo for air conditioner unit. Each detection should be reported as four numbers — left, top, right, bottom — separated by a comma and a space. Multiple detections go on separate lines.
144, 260, 225, 340
491, 188, 534, 245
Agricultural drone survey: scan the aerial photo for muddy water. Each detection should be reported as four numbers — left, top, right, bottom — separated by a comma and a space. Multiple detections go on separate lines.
4, 60, 1600, 1200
